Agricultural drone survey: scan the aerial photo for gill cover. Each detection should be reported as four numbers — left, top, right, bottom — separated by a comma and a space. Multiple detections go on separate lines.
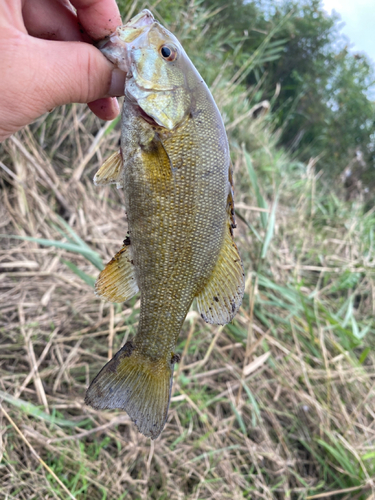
99, 10, 191, 130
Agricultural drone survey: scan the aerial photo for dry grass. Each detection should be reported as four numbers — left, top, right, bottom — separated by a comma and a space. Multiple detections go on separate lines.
0, 102, 374, 500
1, 3, 375, 498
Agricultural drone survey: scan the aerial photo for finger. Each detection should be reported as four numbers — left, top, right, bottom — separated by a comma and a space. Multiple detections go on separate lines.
0, 0, 27, 32
70, 0, 122, 39
22, 0, 88, 42
88, 97, 119, 120
8, 35, 115, 109
88, 68, 125, 120
0, 34, 120, 140
43, 38, 114, 105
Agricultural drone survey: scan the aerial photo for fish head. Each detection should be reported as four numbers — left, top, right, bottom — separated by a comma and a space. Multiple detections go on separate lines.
98, 10, 194, 130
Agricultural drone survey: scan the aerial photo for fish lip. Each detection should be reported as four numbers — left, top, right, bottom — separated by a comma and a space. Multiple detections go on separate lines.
97, 9, 155, 73
97, 33, 131, 73
126, 9, 154, 28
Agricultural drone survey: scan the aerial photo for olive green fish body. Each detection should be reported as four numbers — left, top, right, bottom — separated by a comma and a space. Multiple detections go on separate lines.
86, 10, 244, 439
122, 92, 229, 359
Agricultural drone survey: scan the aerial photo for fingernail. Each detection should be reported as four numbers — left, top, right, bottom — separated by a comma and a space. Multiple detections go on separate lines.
108, 68, 126, 97
111, 97, 120, 115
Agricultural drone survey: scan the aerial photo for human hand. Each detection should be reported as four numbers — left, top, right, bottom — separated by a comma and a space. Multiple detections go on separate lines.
0, 0, 126, 142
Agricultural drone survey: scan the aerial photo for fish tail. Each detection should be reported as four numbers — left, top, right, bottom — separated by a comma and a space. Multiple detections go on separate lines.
85, 341, 175, 439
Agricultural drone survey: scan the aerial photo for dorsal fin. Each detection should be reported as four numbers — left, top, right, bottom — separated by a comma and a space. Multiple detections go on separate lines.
93, 150, 123, 188
196, 161, 244, 325
195, 225, 245, 325
95, 243, 139, 303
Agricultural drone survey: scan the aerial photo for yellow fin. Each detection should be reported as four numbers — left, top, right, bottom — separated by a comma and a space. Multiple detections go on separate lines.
85, 342, 174, 439
95, 244, 139, 303
93, 150, 123, 188
196, 228, 245, 325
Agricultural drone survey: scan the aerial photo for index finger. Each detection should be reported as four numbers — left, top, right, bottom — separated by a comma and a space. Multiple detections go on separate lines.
70, 0, 122, 40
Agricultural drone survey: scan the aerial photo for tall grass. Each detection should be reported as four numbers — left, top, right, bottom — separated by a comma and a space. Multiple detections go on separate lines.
0, 2, 374, 499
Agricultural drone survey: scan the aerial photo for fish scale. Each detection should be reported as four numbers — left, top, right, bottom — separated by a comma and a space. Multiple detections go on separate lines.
86, 9, 245, 439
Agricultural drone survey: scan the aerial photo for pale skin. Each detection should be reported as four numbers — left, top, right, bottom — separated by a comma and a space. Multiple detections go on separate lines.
0, 0, 126, 142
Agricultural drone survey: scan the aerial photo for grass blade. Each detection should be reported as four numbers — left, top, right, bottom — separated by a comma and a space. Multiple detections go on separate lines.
244, 150, 268, 229
62, 259, 96, 288
261, 192, 279, 259
0, 234, 104, 270
0, 390, 89, 428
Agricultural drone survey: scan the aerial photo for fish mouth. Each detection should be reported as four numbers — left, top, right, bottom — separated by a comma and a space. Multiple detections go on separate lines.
136, 105, 161, 127
125, 9, 155, 28
97, 10, 155, 73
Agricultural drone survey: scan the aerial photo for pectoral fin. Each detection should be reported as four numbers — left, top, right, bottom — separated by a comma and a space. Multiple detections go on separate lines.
95, 245, 139, 303
196, 227, 245, 325
93, 150, 123, 188
85, 342, 174, 439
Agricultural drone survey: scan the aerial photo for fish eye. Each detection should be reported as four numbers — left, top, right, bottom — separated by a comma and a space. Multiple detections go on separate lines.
160, 45, 177, 61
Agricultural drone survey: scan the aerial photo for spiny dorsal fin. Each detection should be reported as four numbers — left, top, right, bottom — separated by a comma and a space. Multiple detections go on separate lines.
195, 225, 245, 325
85, 341, 174, 439
93, 150, 123, 188
95, 244, 139, 303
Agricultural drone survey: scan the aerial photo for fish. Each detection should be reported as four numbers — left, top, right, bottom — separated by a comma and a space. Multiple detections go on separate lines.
85, 9, 245, 439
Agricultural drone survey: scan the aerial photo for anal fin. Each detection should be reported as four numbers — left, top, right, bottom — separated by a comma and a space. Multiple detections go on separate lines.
94, 149, 123, 188
196, 227, 245, 325
95, 244, 139, 303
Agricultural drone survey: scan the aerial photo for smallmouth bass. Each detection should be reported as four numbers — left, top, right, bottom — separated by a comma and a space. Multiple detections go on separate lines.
85, 9, 245, 439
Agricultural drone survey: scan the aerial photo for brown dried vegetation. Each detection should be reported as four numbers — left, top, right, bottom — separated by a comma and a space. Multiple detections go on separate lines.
1, 5, 375, 499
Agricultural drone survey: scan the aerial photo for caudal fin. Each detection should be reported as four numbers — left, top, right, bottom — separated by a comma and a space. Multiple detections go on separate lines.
85, 342, 174, 439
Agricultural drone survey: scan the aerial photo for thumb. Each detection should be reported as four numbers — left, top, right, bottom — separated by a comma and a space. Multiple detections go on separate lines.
41, 37, 124, 120
0, 33, 122, 140
46, 38, 125, 120
33, 37, 116, 108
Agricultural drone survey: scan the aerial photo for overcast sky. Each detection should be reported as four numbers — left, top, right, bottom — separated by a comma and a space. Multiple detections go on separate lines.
323, 0, 375, 64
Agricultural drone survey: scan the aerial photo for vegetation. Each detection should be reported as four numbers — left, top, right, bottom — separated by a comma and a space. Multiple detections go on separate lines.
201, 0, 375, 190
0, 1, 374, 499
